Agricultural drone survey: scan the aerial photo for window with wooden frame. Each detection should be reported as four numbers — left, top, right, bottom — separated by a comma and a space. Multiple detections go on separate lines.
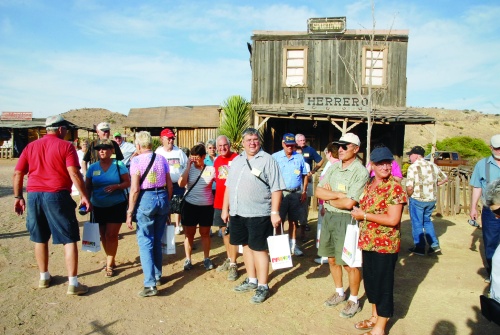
283, 47, 307, 87
362, 46, 387, 87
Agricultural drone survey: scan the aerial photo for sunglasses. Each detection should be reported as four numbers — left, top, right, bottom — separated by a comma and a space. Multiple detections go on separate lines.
339, 144, 351, 150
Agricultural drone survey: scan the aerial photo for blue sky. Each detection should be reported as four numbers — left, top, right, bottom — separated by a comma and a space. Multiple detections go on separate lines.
1, 0, 499, 117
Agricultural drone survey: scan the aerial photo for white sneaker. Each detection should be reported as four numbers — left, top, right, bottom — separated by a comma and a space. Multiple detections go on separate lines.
314, 257, 328, 264
218, 229, 223, 238
175, 226, 181, 235
291, 245, 304, 256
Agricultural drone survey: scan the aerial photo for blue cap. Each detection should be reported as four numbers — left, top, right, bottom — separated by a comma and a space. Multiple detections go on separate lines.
370, 147, 394, 163
282, 133, 296, 145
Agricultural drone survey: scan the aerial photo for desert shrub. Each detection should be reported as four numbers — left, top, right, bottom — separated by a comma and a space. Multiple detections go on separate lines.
425, 136, 490, 166
401, 162, 411, 177
151, 137, 161, 152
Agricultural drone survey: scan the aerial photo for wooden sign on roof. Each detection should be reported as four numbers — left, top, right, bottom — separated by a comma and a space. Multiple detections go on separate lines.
1, 112, 33, 121
308, 17, 346, 34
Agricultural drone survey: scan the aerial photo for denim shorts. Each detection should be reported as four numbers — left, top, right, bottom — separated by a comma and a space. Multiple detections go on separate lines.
26, 191, 80, 244
229, 215, 273, 251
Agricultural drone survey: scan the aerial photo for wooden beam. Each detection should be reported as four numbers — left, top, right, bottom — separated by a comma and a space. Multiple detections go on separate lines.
330, 120, 343, 132
256, 116, 270, 130
345, 122, 361, 133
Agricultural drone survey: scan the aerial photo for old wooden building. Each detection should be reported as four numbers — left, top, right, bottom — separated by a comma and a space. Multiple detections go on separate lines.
249, 17, 434, 160
125, 106, 221, 149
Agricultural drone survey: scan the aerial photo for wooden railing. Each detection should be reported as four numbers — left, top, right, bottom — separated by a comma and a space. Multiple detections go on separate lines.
0, 147, 13, 159
435, 167, 473, 216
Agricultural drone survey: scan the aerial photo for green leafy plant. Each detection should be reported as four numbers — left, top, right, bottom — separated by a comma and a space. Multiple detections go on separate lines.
219, 95, 251, 152
424, 136, 490, 166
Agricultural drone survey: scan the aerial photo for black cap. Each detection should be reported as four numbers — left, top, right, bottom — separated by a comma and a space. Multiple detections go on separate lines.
94, 139, 114, 150
406, 146, 425, 156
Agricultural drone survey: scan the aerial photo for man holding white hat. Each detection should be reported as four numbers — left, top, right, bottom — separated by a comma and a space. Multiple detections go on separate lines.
470, 134, 500, 281
82, 122, 123, 176
315, 132, 368, 318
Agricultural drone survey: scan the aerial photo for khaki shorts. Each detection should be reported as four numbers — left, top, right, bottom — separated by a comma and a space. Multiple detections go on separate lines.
318, 211, 351, 265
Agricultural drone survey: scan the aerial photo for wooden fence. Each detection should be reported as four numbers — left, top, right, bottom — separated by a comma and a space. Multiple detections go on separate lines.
435, 167, 474, 216
0, 147, 13, 159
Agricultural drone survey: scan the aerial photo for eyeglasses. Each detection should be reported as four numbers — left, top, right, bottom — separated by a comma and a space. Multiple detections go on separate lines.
339, 144, 351, 150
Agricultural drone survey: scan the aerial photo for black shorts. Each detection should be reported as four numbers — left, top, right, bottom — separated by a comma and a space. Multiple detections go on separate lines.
182, 201, 214, 227
93, 201, 127, 225
213, 209, 226, 227
229, 215, 273, 252
362, 250, 398, 318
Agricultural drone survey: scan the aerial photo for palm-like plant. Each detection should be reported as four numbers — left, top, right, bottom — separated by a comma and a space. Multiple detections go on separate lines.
219, 95, 251, 152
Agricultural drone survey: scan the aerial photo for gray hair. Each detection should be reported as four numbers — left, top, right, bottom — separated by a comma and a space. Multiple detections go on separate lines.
135, 131, 152, 149
242, 127, 261, 141
485, 179, 500, 207
216, 135, 231, 146
206, 139, 216, 147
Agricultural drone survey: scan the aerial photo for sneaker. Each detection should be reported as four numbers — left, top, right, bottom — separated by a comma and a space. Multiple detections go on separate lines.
291, 245, 304, 256
175, 226, 181, 235
250, 286, 270, 304
138, 286, 158, 297
314, 257, 328, 265
324, 292, 346, 307
209, 229, 213, 237
408, 247, 425, 256
428, 246, 441, 255
234, 278, 258, 293
204, 258, 214, 271
67, 283, 89, 295
339, 300, 361, 318
218, 229, 223, 238
39, 276, 51, 288
216, 258, 230, 272
183, 259, 193, 271
227, 264, 239, 281
179, 224, 183, 233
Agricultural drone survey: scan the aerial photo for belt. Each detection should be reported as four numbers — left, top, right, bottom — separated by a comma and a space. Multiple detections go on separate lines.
142, 186, 167, 192
284, 187, 300, 193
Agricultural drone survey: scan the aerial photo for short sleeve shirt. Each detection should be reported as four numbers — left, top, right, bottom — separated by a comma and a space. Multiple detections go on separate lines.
470, 156, 500, 204
155, 146, 188, 183
358, 177, 407, 253
86, 160, 128, 207
15, 134, 80, 192
213, 152, 238, 209
129, 152, 170, 190
318, 159, 369, 214
184, 165, 216, 206
83, 139, 124, 164
271, 150, 307, 189
406, 158, 447, 201
226, 149, 286, 217
301, 145, 322, 167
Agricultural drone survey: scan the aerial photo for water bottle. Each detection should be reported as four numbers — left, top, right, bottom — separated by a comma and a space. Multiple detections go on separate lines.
79, 205, 87, 215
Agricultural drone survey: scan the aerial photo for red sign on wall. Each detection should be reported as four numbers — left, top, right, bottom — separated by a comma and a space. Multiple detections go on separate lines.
1, 112, 33, 121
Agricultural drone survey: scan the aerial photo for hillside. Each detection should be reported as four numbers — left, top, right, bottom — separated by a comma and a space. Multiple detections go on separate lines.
62, 107, 500, 150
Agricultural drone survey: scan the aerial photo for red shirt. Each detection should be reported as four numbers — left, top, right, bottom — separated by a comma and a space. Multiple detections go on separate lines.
15, 134, 80, 192
213, 152, 238, 209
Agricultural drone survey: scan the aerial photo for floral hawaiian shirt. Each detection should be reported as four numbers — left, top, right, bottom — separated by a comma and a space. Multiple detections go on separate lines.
358, 176, 407, 253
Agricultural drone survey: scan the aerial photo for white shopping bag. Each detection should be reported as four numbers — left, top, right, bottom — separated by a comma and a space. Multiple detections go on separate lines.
238, 245, 243, 254
267, 225, 293, 270
161, 225, 176, 255
82, 221, 101, 252
341, 220, 362, 267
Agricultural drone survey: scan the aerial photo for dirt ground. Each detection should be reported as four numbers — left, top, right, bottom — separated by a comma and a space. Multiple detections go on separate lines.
0, 159, 498, 335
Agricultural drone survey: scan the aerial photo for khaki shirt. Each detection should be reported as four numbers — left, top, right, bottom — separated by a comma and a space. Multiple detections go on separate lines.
318, 159, 369, 214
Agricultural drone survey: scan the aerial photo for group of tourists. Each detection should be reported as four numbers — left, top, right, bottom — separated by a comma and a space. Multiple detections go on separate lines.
16, 113, 500, 332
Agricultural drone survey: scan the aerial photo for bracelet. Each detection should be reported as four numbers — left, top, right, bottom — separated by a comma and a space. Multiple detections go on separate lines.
14, 195, 24, 199
271, 211, 279, 215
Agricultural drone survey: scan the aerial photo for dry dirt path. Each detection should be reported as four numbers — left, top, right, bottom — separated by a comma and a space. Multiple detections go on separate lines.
0, 159, 498, 334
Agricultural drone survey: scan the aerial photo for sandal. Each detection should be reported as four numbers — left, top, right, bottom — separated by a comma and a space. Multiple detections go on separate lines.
354, 316, 377, 330
104, 267, 115, 278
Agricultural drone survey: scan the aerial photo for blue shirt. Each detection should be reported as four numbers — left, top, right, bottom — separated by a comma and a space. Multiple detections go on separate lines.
470, 156, 500, 204
300, 145, 322, 167
87, 159, 129, 207
272, 150, 307, 189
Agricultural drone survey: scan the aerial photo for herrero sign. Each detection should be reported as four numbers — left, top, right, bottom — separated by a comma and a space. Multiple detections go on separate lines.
308, 17, 346, 34
304, 94, 368, 112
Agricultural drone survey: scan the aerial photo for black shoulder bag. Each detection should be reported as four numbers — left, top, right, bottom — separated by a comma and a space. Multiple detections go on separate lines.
170, 165, 206, 214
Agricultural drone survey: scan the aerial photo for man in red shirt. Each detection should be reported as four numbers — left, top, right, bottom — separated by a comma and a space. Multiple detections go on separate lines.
213, 135, 240, 281
13, 115, 91, 295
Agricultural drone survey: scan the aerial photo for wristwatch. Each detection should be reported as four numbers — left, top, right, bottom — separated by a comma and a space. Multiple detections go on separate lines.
271, 211, 279, 215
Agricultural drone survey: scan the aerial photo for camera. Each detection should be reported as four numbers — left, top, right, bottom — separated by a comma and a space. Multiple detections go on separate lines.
468, 219, 480, 228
